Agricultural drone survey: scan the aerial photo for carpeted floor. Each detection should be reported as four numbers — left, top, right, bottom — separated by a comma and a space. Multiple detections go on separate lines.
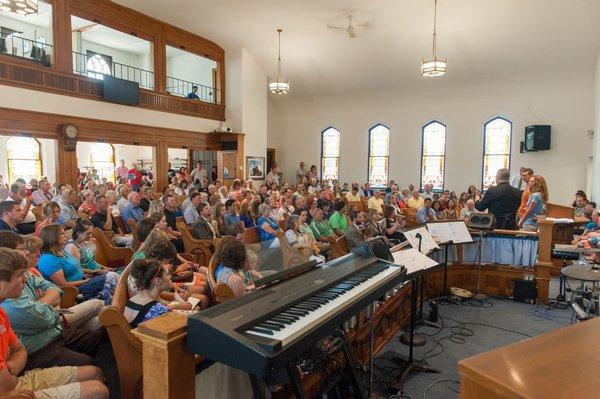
373, 295, 574, 399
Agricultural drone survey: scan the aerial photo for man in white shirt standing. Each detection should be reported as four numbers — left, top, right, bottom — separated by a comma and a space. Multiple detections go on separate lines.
422, 183, 434, 200
296, 162, 306, 183
190, 161, 208, 184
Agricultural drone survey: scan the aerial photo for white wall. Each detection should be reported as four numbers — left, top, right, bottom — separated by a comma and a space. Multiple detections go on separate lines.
224, 48, 268, 181
166, 50, 216, 98
592, 52, 600, 202
0, 15, 53, 44
79, 40, 152, 71
269, 70, 594, 204
0, 136, 56, 183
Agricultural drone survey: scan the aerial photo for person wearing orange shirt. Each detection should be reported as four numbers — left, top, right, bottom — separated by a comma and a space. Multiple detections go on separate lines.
517, 168, 534, 218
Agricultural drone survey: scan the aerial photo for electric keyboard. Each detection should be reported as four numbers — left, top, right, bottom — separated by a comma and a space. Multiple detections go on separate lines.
187, 254, 407, 377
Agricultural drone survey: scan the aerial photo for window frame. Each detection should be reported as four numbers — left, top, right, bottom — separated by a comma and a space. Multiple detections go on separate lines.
367, 123, 390, 188
88, 142, 116, 182
420, 120, 447, 192
320, 126, 341, 182
481, 116, 512, 191
85, 51, 113, 80
6, 136, 43, 183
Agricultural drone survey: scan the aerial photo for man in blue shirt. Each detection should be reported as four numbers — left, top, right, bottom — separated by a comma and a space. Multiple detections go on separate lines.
224, 199, 241, 232
0, 201, 21, 234
187, 85, 200, 99
416, 198, 437, 224
121, 192, 144, 233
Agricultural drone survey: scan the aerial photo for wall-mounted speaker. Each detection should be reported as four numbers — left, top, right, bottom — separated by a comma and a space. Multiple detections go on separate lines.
525, 125, 551, 151
467, 212, 494, 230
221, 140, 238, 151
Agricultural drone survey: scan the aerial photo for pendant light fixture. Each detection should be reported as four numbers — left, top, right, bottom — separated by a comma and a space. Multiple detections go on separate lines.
268, 28, 290, 94
0, 0, 39, 16
421, 0, 446, 77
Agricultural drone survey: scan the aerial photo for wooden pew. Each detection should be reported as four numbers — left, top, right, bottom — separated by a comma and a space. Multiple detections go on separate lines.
277, 231, 310, 269
91, 228, 133, 268
328, 235, 349, 259
176, 221, 214, 266
99, 263, 144, 399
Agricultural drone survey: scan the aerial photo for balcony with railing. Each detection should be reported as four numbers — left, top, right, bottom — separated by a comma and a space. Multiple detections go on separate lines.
0, 34, 53, 67
72, 51, 154, 90
166, 75, 217, 103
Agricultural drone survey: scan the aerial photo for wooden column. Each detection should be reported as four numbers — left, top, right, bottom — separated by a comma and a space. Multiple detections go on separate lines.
132, 313, 196, 399
51, 0, 73, 74
56, 139, 78, 187
154, 141, 169, 190
535, 219, 554, 304
154, 32, 167, 93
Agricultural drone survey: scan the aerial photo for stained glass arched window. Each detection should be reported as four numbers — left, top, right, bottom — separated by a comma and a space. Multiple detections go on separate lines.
7, 137, 42, 183
368, 124, 390, 187
482, 117, 512, 190
86, 53, 111, 80
89, 143, 115, 182
421, 121, 446, 191
321, 127, 341, 181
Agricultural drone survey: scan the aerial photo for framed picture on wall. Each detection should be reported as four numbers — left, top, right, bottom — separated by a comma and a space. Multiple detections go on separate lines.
246, 156, 265, 179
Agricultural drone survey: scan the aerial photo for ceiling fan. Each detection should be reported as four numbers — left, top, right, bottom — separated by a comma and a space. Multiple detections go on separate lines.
327, 15, 368, 38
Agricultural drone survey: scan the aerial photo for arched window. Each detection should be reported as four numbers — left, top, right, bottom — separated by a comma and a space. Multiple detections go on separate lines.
421, 121, 446, 191
86, 54, 111, 80
89, 143, 115, 182
321, 127, 341, 181
7, 137, 42, 183
482, 117, 512, 190
368, 124, 390, 187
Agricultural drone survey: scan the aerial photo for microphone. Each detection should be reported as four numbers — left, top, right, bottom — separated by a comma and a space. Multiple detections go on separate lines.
415, 233, 422, 239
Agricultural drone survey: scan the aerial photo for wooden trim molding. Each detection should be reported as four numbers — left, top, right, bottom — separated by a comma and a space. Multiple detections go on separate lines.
0, 59, 225, 121
0, 107, 244, 188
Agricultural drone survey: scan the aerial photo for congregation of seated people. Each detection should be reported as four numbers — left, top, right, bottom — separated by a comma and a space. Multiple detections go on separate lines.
0, 158, 595, 398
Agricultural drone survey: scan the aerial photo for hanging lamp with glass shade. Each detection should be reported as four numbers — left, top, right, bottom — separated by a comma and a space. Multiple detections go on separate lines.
0, 0, 39, 16
421, 0, 446, 77
268, 28, 290, 94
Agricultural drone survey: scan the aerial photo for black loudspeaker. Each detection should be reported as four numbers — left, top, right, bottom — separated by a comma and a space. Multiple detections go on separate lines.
525, 125, 551, 151
513, 279, 537, 303
467, 212, 494, 230
221, 140, 238, 151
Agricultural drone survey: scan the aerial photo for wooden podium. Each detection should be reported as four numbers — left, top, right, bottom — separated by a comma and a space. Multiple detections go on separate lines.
459, 317, 600, 398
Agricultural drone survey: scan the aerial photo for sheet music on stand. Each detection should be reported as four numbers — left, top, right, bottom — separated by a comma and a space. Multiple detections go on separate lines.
426, 220, 474, 244
392, 248, 439, 276
403, 226, 439, 255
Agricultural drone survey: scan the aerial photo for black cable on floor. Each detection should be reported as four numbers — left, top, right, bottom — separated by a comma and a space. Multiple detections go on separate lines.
422, 379, 460, 399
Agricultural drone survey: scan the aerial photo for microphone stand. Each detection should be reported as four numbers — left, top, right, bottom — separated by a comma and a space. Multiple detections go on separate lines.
473, 229, 488, 301
399, 232, 426, 346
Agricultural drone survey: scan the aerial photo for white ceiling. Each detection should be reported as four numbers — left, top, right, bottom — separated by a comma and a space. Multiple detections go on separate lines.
71, 15, 151, 55
84, 1, 600, 96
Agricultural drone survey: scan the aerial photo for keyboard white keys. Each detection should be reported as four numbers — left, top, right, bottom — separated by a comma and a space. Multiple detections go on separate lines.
245, 265, 403, 346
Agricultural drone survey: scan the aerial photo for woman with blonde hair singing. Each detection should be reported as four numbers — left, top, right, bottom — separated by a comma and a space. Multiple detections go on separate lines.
518, 175, 549, 231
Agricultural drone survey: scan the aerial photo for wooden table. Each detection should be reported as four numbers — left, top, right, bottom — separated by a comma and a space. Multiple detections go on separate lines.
458, 317, 600, 398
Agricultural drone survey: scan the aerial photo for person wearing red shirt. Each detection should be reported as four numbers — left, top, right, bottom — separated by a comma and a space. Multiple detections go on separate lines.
127, 163, 143, 192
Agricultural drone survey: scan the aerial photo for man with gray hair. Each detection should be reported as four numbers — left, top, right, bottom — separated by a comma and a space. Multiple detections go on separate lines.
475, 168, 522, 230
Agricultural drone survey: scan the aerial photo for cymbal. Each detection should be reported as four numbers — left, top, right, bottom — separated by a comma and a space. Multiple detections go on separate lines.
561, 265, 600, 281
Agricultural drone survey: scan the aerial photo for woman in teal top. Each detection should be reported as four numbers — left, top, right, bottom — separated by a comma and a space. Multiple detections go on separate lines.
518, 175, 549, 231
64, 219, 105, 272
38, 223, 117, 304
